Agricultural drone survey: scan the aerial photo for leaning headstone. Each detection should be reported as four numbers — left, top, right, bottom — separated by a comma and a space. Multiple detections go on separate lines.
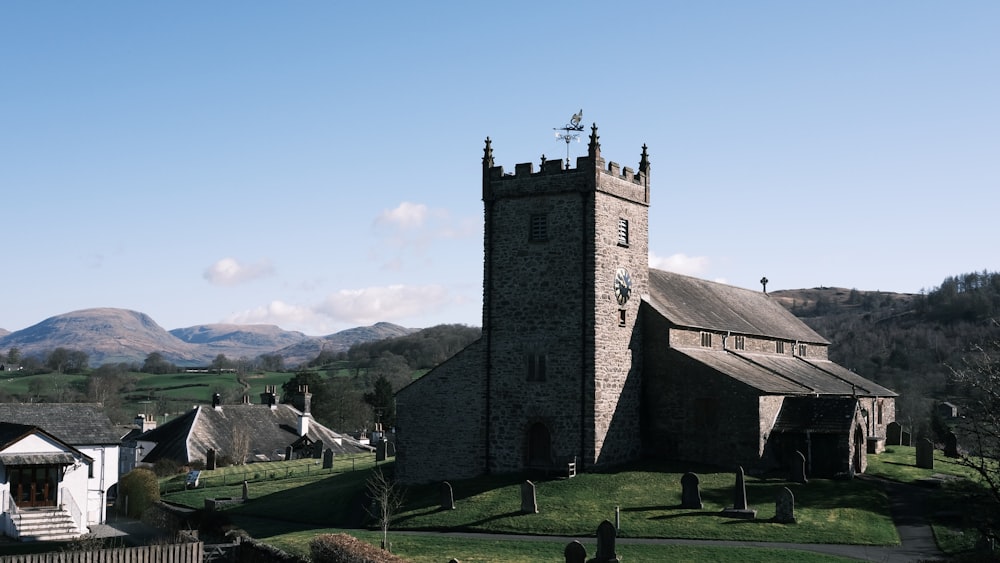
322, 448, 334, 469
242, 480, 249, 501
945, 431, 959, 458
376, 440, 388, 462
774, 487, 795, 523
285, 446, 293, 461
901, 430, 912, 447
206, 448, 217, 470
587, 520, 620, 563
312, 439, 324, 459
916, 438, 935, 469
680, 472, 703, 509
721, 466, 756, 519
440, 481, 456, 510
886, 421, 902, 446
520, 480, 538, 514
790, 450, 808, 484
564, 540, 587, 563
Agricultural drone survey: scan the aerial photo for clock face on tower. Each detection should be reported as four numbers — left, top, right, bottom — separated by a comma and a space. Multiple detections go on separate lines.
614, 268, 632, 306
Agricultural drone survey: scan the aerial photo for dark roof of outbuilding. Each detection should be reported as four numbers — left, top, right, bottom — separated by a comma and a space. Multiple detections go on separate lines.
674, 348, 897, 397
646, 269, 829, 344
0, 403, 121, 445
138, 403, 369, 464
772, 397, 860, 434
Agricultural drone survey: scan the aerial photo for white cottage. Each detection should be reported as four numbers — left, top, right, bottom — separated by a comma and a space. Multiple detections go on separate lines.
0, 404, 121, 539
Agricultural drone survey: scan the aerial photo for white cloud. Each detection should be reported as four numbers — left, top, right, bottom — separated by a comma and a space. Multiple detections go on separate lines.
317, 284, 450, 325
225, 284, 455, 334
204, 257, 275, 286
649, 252, 710, 276
376, 202, 429, 229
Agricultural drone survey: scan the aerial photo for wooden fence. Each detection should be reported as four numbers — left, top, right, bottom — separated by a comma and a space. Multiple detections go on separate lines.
0, 542, 203, 563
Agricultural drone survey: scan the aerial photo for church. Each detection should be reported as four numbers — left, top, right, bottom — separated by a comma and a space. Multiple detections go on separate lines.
394, 125, 896, 484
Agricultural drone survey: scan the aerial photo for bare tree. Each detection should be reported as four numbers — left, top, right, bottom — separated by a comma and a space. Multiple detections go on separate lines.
365, 467, 405, 551
231, 425, 251, 466
949, 341, 1000, 545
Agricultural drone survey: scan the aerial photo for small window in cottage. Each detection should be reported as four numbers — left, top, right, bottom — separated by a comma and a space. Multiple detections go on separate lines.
88, 462, 94, 479
617, 218, 629, 247
877, 400, 883, 425
529, 214, 548, 242
798, 344, 808, 357
733, 335, 746, 350
526, 353, 547, 382
775, 341, 785, 354
700, 332, 712, 348
619, 309, 627, 327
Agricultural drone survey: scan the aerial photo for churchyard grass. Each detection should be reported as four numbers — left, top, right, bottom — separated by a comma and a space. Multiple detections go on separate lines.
241, 524, 859, 562
867, 445, 990, 555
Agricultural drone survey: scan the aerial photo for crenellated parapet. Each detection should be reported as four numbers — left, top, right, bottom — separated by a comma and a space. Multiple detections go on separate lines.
482, 124, 650, 206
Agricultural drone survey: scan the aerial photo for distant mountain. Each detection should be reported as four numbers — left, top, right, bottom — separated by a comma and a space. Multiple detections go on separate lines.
0, 308, 415, 368
274, 322, 418, 366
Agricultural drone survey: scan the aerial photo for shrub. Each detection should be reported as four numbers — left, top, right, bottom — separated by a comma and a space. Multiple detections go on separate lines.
309, 533, 410, 563
152, 457, 180, 477
118, 468, 160, 518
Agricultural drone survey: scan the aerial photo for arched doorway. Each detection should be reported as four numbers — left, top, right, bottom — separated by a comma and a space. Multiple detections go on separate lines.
526, 423, 552, 468
852, 425, 865, 474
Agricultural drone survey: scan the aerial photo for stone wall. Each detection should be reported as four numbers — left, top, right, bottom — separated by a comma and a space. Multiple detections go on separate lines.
395, 340, 487, 484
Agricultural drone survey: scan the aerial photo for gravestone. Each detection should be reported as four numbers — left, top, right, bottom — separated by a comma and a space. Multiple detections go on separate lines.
285, 446, 293, 461
441, 481, 455, 510
313, 439, 324, 459
322, 448, 334, 469
680, 472, 703, 509
586, 520, 620, 563
564, 540, 587, 563
886, 421, 902, 446
901, 430, 912, 447
376, 440, 388, 462
242, 480, 249, 501
916, 438, 935, 469
790, 450, 808, 484
945, 431, 959, 458
721, 465, 756, 519
520, 480, 538, 514
206, 448, 217, 470
774, 487, 795, 524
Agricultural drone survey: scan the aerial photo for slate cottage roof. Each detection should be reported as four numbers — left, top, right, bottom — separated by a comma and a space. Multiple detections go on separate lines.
139, 402, 369, 464
0, 403, 122, 446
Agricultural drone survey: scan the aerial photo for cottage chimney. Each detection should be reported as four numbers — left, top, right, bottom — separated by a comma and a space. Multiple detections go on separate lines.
260, 386, 277, 409
134, 414, 157, 432
296, 385, 312, 437
212, 393, 222, 410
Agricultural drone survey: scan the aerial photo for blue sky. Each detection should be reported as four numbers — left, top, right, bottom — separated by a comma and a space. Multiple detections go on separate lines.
2, 2, 997, 335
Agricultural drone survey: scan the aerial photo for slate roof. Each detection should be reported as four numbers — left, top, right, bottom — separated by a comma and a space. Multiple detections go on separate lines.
0, 422, 93, 464
0, 403, 121, 446
771, 397, 860, 434
646, 269, 829, 344
138, 403, 369, 464
674, 348, 896, 397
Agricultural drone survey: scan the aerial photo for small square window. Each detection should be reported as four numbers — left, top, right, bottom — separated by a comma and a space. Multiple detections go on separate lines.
700, 332, 712, 348
775, 341, 785, 354
733, 335, 745, 350
530, 214, 548, 242
526, 353, 547, 381
618, 309, 627, 327
798, 344, 808, 357
617, 218, 629, 246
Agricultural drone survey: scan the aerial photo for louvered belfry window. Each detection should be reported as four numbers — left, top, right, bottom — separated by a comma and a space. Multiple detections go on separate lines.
617, 218, 629, 246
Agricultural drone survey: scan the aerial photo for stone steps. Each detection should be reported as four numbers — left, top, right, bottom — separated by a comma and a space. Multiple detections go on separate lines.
14, 508, 81, 542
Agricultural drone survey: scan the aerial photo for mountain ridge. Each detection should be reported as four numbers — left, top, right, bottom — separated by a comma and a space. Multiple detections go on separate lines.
0, 308, 417, 367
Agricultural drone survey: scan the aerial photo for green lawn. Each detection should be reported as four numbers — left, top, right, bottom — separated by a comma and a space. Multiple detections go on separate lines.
162, 458, 900, 561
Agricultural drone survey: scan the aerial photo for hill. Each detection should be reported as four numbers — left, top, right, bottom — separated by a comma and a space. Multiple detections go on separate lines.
0, 308, 414, 368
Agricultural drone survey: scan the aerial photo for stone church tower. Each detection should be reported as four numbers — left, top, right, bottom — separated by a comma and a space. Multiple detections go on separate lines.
480, 125, 650, 472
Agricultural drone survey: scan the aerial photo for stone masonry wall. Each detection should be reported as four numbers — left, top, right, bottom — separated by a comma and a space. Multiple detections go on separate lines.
395, 340, 487, 484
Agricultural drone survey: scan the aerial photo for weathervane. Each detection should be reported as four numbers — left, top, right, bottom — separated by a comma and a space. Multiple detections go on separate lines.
553, 109, 584, 169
